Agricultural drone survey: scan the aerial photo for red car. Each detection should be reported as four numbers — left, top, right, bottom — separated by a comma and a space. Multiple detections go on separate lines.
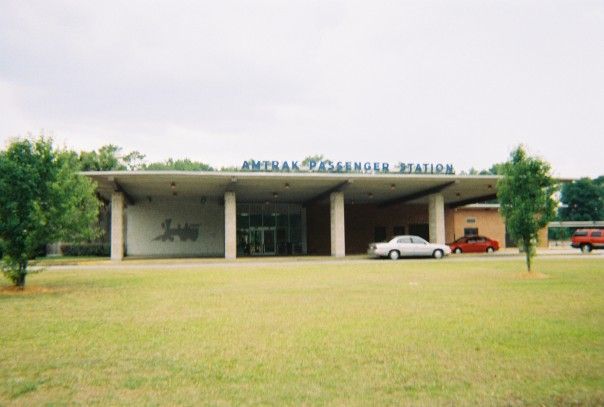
449, 235, 500, 254
571, 229, 604, 253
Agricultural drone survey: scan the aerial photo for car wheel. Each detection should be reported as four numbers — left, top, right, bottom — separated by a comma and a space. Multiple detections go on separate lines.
454, 247, 462, 254
486, 246, 494, 253
433, 249, 444, 259
581, 244, 592, 253
389, 250, 400, 260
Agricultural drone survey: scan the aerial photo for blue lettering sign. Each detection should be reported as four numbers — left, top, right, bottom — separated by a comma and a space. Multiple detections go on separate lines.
238, 159, 455, 174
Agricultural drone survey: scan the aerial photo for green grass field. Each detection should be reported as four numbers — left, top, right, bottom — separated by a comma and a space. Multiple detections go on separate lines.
1, 258, 603, 405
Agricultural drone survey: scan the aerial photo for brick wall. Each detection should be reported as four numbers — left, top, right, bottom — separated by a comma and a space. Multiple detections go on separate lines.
450, 207, 506, 246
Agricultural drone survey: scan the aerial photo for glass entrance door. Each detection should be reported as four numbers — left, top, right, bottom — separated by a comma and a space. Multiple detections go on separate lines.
249, 228, 262, 255
237, 203, 306, 256
248, 227, 276, 255
263, 228, 275, 255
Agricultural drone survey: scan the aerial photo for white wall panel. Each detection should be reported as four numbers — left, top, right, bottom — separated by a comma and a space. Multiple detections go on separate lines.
126, 198, 224, 257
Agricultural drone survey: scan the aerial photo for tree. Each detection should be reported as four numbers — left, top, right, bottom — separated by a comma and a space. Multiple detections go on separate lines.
558, 177, 604, 221
122, 150, 146, 171
0, 138, 100, 288
497, 146, 556, 272
78, 145, 145, 171
461, 164, 504, 176
301, 154, 331, 170
143, 158, 214, 171
478, 163, 505, 175
78, 144, 125, 171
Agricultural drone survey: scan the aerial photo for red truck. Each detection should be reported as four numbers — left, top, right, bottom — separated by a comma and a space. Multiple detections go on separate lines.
571, 229, 604, 253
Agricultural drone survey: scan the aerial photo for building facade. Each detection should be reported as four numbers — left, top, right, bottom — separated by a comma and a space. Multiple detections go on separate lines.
85, 171, 544, 260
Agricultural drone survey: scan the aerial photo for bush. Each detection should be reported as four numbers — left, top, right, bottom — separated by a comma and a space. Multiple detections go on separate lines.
60, 243, 110, 257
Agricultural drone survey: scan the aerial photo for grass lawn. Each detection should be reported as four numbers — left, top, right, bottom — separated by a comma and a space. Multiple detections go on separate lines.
1, 258, 603, 405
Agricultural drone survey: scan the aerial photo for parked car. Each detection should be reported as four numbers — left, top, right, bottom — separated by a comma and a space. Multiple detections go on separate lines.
367, 235, 451, 260
571, 229, 604, 253
448, 235, 500, 254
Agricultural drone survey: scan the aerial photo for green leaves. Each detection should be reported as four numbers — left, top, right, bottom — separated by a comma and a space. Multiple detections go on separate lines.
0, 137, 100, 286
497, 145, 556, 271
559, 177, 604, 221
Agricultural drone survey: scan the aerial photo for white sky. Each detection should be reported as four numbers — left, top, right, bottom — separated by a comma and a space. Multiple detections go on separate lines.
0, 0, 603, 177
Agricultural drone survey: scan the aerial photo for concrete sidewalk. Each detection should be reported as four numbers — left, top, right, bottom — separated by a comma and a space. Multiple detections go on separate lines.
34, 248, 603, 271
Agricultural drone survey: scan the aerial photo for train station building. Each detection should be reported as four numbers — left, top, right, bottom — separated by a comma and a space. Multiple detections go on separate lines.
85, 164, 542, 260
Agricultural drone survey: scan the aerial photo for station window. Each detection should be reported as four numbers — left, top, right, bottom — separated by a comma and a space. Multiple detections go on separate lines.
464, 228, 478, 236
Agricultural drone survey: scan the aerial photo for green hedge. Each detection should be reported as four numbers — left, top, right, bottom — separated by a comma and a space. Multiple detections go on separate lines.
0, 245, 45, 259
60, 243, 110, 257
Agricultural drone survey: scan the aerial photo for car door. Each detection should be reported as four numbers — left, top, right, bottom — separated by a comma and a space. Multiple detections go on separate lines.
474, 236, 488, 252
396, 236, 413, 256
463, 237, 476, 252
453, 237, 467, 251
410, 236, 433, 256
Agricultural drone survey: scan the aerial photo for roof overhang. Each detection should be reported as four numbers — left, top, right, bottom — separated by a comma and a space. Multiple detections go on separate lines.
83, 171, 502, 206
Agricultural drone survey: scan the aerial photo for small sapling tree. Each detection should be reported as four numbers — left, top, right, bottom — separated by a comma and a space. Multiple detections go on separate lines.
497, 146, 557, 272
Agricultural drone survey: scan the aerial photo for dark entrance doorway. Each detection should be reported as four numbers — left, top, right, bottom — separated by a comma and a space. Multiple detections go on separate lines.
409, 223, 429, 241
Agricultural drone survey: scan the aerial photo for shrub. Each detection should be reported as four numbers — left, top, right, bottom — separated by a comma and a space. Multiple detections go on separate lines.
60, 243, 110, 257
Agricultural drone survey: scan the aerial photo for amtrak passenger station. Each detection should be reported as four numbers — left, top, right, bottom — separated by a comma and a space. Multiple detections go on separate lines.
84, 159, 511, 260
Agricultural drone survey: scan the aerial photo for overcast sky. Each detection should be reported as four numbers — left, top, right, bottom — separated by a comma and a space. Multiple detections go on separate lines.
0, 0, 602, 177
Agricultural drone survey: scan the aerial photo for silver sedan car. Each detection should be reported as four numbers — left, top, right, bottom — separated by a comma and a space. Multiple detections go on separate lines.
367, 235, 451, 260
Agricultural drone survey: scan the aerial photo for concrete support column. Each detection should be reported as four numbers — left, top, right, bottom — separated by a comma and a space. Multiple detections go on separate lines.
330, 191, 345, 257
224, 191, 237, 259
428, 193, 445, 244
111, 191, 125, 261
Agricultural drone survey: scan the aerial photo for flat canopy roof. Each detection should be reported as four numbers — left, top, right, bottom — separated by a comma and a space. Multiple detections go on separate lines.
84, 171, 500, 207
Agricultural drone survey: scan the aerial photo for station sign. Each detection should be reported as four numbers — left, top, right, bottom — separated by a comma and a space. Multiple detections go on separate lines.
241, 160, 454, 174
